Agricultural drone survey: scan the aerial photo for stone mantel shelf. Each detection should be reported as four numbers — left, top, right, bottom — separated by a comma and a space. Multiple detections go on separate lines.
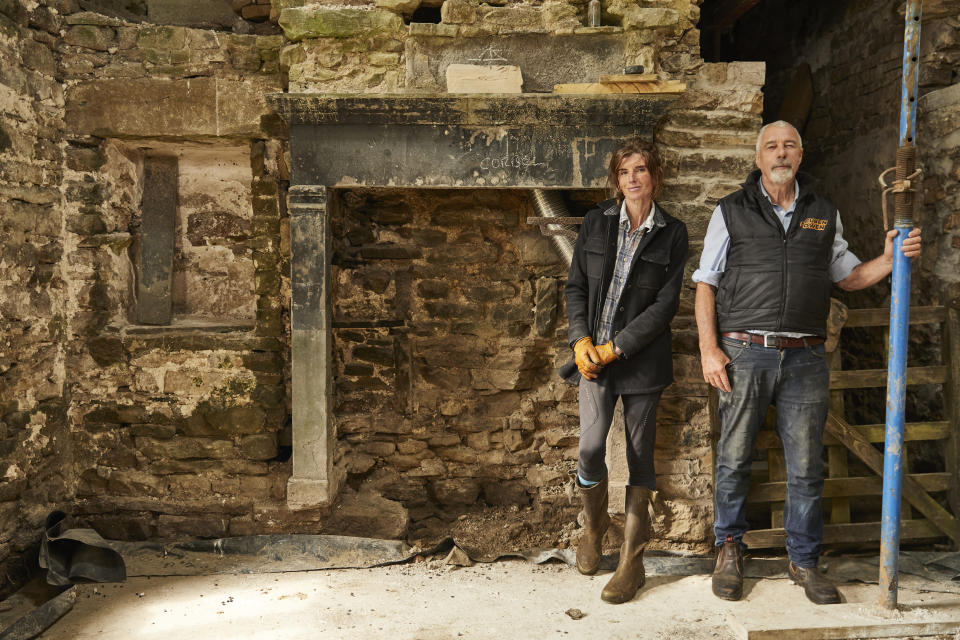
267, 93, 678, 127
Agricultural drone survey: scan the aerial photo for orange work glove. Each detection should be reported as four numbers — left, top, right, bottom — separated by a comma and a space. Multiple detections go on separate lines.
594, 341, 619, 366
574, 337, 602, 380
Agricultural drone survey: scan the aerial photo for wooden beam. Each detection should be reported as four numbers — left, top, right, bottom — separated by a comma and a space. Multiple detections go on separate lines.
748, 472, 951, 502
827, 349, 850, 524
743, 518, 941, 548
829, 366, 947, 389
553, 80, 686, 95
754, 421, 950, 448
844, 305, 946, 327
824, 413, 958, 542
701, 0, 764, 30
768, 448, 785, 528
944, 306, 960, 546
598, 74, 657, 83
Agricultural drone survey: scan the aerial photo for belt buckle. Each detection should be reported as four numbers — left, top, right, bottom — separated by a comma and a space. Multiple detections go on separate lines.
763, 334, 777, 349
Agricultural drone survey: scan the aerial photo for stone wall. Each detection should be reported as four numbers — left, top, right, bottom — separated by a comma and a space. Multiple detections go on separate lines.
919, 83, 960, 308
0, 0, 71, 594
0, 0, 771, 577
57, 9, 294, 542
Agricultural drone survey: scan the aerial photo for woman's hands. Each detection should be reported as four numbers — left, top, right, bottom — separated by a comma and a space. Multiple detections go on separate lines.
574, 338, 618, 380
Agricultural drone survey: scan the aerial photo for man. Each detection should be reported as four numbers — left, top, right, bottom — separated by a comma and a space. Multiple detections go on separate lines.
693, 121, 922, 604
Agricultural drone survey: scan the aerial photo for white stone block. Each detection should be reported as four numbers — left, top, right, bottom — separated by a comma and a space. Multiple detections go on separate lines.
445, 64, 523, 94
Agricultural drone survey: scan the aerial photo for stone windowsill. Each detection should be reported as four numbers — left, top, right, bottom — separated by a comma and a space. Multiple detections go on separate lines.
120, 318, 257, 337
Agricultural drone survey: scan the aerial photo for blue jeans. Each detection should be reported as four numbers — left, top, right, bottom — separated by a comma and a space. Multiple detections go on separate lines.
713, 337, 830, 568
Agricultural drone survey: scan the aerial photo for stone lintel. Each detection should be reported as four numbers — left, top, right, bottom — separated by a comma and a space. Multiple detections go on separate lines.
66, 77, 282, 139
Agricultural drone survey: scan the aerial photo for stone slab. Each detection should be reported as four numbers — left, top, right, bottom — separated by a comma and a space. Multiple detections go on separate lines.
269, 94, 674, 189
445, 64, 523, 94
290, 122, 638, 188
146, 0, 239, 29
66, 76, 282, 138
137, 155, 177, 325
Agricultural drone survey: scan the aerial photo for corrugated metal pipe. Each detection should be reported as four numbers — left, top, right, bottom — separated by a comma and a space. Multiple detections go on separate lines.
529, 189, 576, 266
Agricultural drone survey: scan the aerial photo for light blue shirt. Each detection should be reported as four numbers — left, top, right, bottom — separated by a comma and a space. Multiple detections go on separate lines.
691, 179, 862, 336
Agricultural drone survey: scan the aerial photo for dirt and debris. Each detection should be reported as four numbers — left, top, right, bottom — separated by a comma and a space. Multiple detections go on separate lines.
6, 558, 960, 640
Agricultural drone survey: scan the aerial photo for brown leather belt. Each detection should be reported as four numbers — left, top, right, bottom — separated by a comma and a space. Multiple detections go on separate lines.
721, 332, 825, 349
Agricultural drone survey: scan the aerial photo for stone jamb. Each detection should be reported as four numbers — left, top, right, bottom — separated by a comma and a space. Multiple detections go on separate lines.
287, 184, 344, 508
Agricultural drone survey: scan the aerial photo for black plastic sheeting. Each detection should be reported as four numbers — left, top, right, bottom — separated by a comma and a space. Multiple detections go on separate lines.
38, 512, 125, 586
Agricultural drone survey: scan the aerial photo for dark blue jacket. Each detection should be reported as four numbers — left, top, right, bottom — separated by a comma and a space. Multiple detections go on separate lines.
562, 198, 689, 393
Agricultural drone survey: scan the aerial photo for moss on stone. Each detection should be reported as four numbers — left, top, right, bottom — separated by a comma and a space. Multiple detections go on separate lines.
278, 6, 404, 42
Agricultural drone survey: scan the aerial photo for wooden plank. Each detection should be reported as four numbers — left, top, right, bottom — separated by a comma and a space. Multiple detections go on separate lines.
743, 518, 941, 548
827, 348, 850, 524
598, 73, 657, 83
768, 448, 785, 529
728, 614, 960, 640
754, 421, 950, 448
844, 305, 946, 327
553, 80, 686, 95
748, 473, 951, 502
829, 366, 947, 389
945, 306, 960, 547
825, 413, 958, 542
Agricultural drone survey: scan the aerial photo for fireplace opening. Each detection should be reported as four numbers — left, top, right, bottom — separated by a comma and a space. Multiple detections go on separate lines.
329, 187, 604, 543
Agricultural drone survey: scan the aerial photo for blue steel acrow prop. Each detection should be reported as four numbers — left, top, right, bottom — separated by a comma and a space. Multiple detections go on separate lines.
879, 0, 922, 610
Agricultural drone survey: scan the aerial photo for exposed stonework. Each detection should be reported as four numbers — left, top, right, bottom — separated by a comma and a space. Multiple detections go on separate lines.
10, 0, 957, 593
919, 83, 960, 308
1, 0, 760, 583
0, 0, 70, 596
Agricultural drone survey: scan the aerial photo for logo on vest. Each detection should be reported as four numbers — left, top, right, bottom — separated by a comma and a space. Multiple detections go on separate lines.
800, 218, 828, 231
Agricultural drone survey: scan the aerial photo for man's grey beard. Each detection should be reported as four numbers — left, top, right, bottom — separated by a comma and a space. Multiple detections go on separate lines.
769, 166, 794, 185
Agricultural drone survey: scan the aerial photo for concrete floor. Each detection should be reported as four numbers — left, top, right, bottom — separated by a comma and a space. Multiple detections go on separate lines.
13, 559, 960, 640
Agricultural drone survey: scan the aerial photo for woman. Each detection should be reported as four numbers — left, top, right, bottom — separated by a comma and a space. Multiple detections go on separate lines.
562, 138, 689, 604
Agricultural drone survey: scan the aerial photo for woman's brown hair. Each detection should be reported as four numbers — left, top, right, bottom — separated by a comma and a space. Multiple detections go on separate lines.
607, 138, 664, 201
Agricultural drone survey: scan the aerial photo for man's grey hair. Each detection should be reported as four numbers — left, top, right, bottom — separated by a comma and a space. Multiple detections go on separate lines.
755, 120, 803, 152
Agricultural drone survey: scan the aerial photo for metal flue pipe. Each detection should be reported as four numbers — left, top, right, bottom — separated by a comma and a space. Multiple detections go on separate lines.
879, 0, 922, 610
530, 189, 576, 266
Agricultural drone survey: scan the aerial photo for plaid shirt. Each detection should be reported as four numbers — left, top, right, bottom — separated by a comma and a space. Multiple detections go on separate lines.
594, 201, 664, 345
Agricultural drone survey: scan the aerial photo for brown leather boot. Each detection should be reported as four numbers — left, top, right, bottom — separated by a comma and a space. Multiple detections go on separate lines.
712, 535, 744, 601
601, 485, 651, 604
789, 562, 841, 604
575, 476, 610, 575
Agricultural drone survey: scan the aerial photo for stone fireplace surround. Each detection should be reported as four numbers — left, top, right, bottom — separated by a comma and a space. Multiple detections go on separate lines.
267, 93, 677, 509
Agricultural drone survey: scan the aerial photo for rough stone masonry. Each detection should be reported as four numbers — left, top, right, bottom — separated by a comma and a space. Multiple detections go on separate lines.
2, 0, 955, 597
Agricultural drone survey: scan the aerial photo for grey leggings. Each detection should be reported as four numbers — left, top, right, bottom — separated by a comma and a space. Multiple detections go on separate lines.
576, 378, 660, 490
